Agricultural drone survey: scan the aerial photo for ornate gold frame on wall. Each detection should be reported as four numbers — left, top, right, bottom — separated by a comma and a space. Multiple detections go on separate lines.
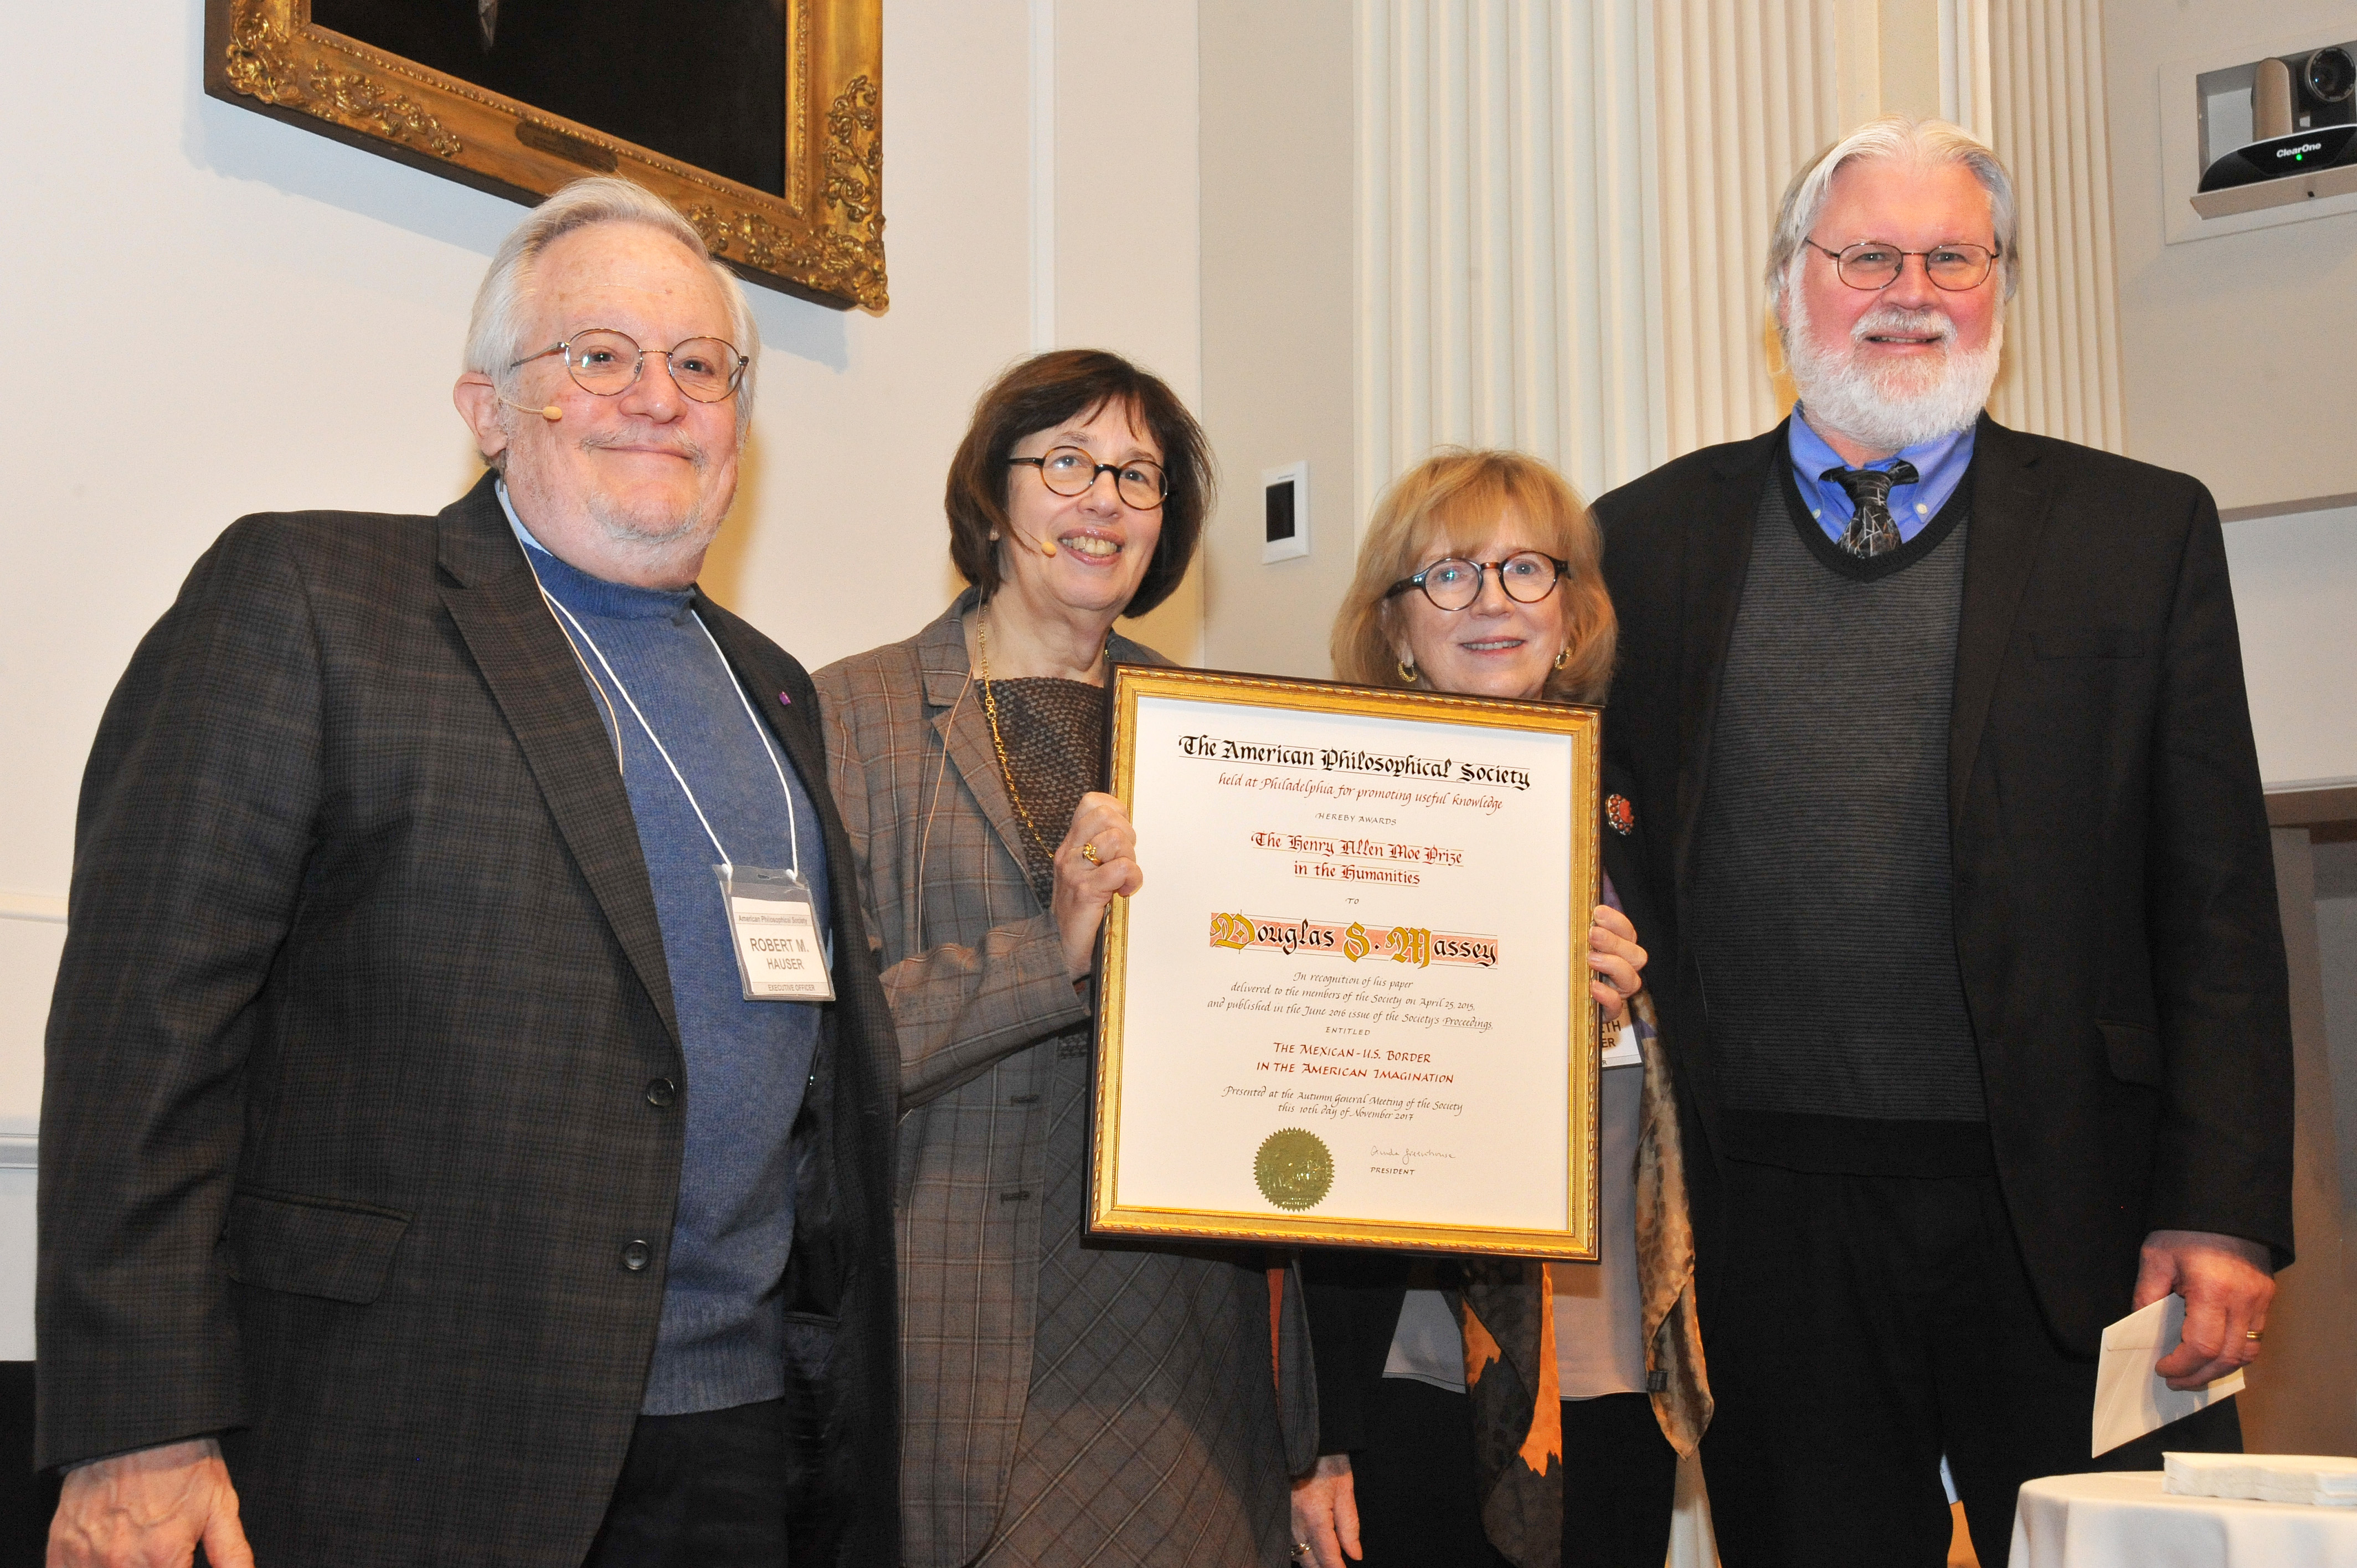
203, 0, 887, 312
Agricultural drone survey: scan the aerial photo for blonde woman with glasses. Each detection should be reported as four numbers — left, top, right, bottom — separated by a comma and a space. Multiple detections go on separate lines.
1289, 450, 1708, 1568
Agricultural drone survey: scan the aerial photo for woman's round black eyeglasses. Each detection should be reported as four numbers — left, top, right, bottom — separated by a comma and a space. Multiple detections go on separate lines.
1008, 446, 1169, 510
1386, 551, 1569, 611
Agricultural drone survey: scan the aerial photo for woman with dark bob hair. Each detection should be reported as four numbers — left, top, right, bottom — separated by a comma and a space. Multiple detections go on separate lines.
815, 350, 1296, 1566
1291, 450, 1709, 1568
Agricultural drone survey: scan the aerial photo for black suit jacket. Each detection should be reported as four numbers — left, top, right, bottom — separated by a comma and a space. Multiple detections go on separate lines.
1301, 760, 1663, 1452
1592, 415, 2293, 1356
36, 474, 899, 1566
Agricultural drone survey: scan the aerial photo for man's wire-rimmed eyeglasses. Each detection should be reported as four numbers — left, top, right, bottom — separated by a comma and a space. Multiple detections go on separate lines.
510, 328, 749, 402
1802, 238, 2001, 292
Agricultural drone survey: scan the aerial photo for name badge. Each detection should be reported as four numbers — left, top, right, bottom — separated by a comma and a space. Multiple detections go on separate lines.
1601, 1021, 1641, 1069
716, 865, 835, 1002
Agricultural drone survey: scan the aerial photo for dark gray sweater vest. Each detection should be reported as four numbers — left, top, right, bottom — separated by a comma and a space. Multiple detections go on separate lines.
1685, 455, 1991, 1177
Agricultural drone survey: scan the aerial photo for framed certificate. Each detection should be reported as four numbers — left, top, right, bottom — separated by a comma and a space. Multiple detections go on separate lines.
1089, 667, 1604, 1258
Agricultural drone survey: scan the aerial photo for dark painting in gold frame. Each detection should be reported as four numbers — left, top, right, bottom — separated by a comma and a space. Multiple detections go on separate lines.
203, 0, 886, 311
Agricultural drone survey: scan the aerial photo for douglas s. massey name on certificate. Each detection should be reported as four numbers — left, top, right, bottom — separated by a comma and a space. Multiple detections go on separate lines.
1090, 669, 1601, 1258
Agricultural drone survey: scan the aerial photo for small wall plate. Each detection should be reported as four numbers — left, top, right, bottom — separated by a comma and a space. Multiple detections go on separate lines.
1261, 461, 1311, 564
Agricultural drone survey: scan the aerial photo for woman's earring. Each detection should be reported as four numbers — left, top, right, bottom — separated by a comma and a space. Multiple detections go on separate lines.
989, 530, 1001, 541
1554, 646, 1570, 670
1397, 658, 1418, 684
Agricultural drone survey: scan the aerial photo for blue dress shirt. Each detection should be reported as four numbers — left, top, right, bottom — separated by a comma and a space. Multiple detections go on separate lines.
1789, 406, 1977, 546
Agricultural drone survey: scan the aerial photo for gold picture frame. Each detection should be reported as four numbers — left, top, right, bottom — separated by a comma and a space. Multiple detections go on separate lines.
203, 0, 886, 311
1090, 666, 1604, 1258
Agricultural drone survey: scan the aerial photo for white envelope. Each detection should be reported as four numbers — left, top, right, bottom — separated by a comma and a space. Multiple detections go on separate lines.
2092, 1293, 2246, 1457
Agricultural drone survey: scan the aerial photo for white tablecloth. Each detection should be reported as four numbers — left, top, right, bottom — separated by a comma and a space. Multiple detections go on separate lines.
2009, 1471, 2357, 1567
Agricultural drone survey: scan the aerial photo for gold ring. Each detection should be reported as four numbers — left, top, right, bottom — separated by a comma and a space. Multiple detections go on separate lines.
1081, 841, 1102, 866
2246, 1330, 2265, 1342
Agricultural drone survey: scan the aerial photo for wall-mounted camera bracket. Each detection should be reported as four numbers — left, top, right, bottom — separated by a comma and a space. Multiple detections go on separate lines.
2162, 30, 2357, 245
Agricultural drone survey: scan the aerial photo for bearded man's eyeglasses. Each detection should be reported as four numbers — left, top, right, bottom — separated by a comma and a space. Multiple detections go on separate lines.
510, 328, 749, 402
1803, 238, 2001, 292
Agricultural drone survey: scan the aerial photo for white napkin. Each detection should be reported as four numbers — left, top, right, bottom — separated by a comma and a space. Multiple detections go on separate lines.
2092, 1293, 2244, 1457
2166, 1451, 2357, 1505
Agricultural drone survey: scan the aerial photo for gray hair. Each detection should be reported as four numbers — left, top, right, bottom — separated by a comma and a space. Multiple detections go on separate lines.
465, 176, 760, 437
1766, 116, 2020, 310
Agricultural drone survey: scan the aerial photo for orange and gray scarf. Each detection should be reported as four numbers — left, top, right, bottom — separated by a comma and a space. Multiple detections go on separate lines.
1451, 1257, 1566, 1566
1449, 994, 1711, 1568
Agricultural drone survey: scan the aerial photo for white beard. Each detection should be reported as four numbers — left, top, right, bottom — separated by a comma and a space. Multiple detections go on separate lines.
1784, 286, 2002, 453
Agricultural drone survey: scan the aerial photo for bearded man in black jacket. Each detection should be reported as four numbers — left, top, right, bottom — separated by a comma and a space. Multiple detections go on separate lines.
1592, 117, 2290, 1567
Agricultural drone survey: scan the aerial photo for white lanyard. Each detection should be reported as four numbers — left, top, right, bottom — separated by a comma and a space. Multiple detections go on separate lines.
523, 561, 801, 880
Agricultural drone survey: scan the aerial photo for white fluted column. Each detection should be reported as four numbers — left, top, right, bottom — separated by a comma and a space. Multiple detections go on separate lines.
1356, 0, 2127, 521
1648, 0, 1872, 456
1354, 0, 1663, 536
1974, 0, 2127, 451
1940, 0, 1993, 132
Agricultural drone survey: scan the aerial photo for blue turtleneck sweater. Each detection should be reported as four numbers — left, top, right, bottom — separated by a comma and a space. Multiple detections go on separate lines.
502, 489, 828, 1416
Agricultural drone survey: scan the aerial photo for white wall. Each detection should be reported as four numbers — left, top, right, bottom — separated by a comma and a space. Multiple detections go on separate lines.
2224, 507, 2357, 791
1054, 0, 1206, 664
0, 0, 1200, 1360
2103, 0, 2357, 789
1198, 0, 1356, 679
2102, 0, 2357, 515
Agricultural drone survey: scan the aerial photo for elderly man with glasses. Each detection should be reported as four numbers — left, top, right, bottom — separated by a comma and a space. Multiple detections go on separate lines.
1592, 118, 2291, 1565
37, 177, 899, 1568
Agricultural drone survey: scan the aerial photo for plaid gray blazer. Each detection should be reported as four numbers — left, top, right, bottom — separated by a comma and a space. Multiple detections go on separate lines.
816, 593, 1181, 1565
37, 474, 900, 1567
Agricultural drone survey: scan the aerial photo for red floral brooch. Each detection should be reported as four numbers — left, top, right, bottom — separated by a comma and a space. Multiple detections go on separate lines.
1604, 793, 1635, 835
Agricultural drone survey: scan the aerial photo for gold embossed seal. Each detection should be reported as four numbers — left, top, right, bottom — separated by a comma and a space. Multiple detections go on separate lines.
1254, 1128, 1334, 1211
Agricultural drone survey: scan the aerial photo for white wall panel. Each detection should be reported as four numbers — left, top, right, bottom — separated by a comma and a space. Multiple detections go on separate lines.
1941, 0, 1995, 130
2225, 505, 2357, 792
0, 1173, 32, 1360
0, 919, 63, 1137
1198, 1, 1356, 681
2098, 0, 2357, 783
1057, 0, 1206, 665
1977, 0, 2128, 450
1355, 0, 1663, 531
1649, 0, 1864, 456
2099, 0, 2357, 517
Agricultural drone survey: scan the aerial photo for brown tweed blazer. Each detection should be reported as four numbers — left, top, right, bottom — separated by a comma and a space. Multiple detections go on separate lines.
815, 592, 1172, 1566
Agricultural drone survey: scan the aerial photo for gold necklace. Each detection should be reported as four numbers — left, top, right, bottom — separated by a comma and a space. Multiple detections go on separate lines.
975, 606, 1058, 864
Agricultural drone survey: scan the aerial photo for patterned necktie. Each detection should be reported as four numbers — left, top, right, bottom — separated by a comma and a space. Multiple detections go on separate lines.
1823, 460, 1919, 558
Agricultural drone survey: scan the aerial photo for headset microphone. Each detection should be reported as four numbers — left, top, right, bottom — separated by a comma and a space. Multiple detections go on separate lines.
1008, 524, 1057, 558
502, 397, 563, 422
